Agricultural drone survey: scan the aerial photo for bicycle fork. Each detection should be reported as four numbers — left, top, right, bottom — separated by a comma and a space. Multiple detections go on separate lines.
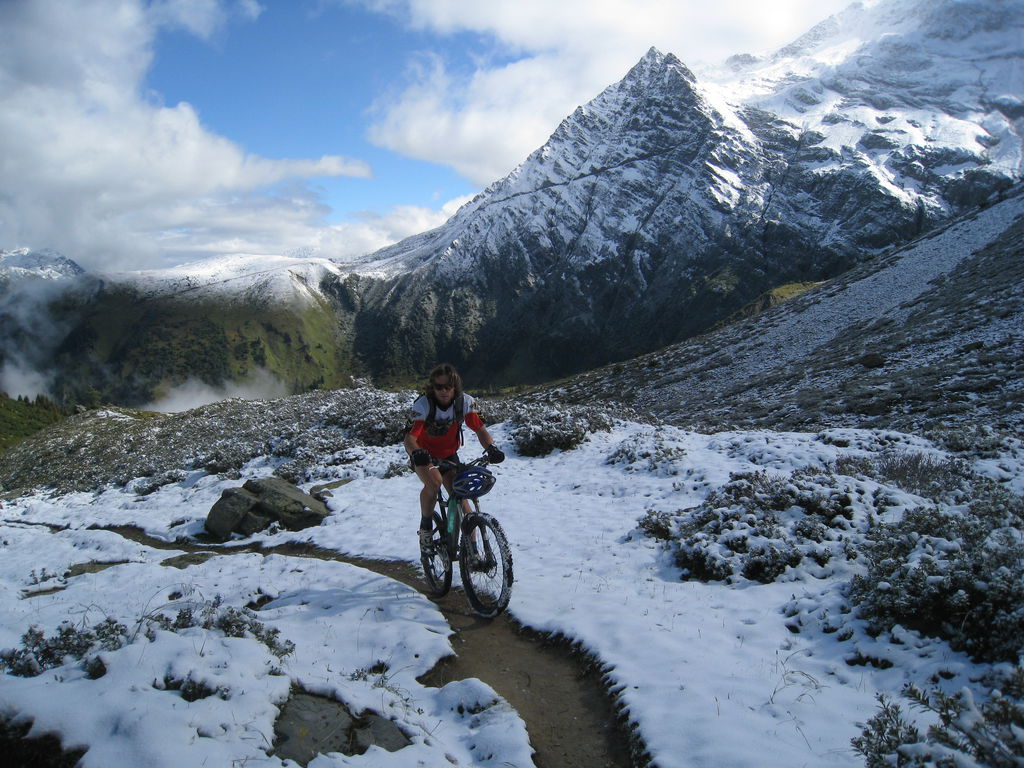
444, 494, 483, 559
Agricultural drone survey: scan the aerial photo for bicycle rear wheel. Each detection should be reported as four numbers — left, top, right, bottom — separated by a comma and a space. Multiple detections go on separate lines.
459, 513, 513, 618
420, 512, 452, 597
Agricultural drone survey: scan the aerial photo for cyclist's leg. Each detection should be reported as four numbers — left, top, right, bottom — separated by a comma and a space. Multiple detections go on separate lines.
435, 452, 470, 513
436, 452, 475, 533
414, 463, 443, 534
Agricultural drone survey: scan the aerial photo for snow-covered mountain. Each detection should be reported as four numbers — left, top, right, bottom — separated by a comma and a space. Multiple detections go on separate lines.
111, 253, 351, 307
0, 248, 85, 283
0, 250, 360, 407
533, 181, 1024, 436
717, 0, 1022, 183
3, 0, 1021, 404
338, 0, 1022, 385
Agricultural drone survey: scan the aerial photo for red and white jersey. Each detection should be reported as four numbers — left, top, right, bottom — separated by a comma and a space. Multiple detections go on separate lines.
407, 393, 484, 459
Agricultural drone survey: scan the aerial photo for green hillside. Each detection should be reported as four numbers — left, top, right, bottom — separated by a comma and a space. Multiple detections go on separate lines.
0, 393, 69, 452
47, 285, 358, 407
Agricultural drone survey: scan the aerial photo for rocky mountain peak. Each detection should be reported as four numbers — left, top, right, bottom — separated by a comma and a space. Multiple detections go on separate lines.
622, 46, 696, 87
330, 1, 1021, 386
0, 248, 85, 281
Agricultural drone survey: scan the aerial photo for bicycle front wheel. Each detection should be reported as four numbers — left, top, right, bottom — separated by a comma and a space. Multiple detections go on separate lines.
421, 512, 452, 598
459, 513, 513, 618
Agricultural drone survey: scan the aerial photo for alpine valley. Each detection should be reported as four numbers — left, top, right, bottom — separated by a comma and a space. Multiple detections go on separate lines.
2, 4, 1024, 766
1, 0, 1022, 407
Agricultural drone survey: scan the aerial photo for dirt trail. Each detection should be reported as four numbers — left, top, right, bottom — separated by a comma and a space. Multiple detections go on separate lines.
105, 528, 640, 768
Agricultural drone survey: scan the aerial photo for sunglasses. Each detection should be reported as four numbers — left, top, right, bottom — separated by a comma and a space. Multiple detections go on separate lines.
433, 381, 454, 391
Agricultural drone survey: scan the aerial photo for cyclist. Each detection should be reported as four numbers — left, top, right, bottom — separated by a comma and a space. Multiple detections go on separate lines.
404, 363, 505, 548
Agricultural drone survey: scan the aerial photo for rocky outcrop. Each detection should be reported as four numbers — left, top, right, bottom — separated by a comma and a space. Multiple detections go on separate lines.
337, 1, 1021, 386
529, 183, 1024, 437
205, 477, 330, 542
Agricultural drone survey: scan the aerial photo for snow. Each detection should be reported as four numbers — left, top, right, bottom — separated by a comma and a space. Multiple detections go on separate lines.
647, 188, 1023, 405
702, 0, 1024, 186
108, 253, 351, 304
2, 419, 1020, 767
0, 247, 85, 281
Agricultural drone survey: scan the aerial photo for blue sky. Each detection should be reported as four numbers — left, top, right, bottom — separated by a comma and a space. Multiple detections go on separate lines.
0, 0, 851, 271
146, 3, 482, 219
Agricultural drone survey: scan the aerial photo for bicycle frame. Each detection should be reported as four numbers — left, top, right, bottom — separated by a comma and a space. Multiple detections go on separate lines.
434, 461, 481, 559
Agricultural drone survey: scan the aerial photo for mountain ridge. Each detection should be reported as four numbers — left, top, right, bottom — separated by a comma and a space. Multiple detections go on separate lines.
331, 0, 1021, 384
1, 0, 1021, 404
533, 182, 1024, 436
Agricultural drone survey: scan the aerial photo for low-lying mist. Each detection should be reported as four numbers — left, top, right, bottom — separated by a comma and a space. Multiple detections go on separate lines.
139, 368, 291, 413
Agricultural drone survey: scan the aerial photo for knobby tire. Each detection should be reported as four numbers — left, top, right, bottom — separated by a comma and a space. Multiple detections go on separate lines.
420, 511, 452, 597
459, 513, 514, 618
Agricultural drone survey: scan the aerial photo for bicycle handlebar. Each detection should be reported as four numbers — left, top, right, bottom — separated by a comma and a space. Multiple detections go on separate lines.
436, 454, 490, 473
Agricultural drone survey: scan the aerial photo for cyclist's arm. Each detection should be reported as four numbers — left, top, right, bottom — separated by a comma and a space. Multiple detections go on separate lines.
466, 412, 496, 449
404, 421, 427, 455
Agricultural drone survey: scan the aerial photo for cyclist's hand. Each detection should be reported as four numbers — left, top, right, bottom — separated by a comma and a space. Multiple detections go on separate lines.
411, 448, 431, 466
486, 444, 505, 464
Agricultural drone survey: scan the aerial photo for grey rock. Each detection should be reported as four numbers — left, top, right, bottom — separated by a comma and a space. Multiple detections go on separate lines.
205, 487, 259, 542
244, 477, 330, 531
204, 477, 329, 541
273, 692, 410, 764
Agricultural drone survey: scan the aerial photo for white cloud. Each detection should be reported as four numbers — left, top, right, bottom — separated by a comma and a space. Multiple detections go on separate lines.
0, 362, 53, 400
0, 0, 367, 271
368, 50, 592, 185
0, 0, 854, 271
148, 0, 265, 38
356, 0, 851, 184
317, 194, 475, 259
140, 368, 290, 412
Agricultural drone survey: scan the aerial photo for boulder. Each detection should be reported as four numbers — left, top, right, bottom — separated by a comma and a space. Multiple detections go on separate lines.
205, 477, 330, 542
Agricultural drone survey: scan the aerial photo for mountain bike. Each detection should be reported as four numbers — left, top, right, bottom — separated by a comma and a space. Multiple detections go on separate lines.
419, 455, 514, 618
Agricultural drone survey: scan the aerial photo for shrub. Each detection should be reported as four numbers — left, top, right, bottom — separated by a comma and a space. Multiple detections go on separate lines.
853, 664, 1024, 767
832, 449, 973, 503
148, 596, 295, 661
271, 426, 359, 482
848, 484, 1024, 663
637, 509, 676, 540
852, 695, 922, 768
741, 543, 804, 583
0, 618, 127, 678
928, 423, 1011, 458
872, 451, 972, 501
606, 432, 688, 475
501, 403, 614, 456
0, 597, 294, 680
331, 389, 412, 446
639, 470, 859, 584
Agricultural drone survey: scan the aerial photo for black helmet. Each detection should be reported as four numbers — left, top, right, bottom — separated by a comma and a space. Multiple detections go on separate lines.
452, 466, 495, 499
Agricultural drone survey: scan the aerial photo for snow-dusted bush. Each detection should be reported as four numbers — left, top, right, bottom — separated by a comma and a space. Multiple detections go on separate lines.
848, 481, 1024, 663
606, 432, 688, 475
270, 426, 360, 482
872, 451, 972, 500
928, 423, 1014, 458
148, 597, 295, 661
638, 470, 859, 583
496, 403, 614, 456
832, 449, 972, 503
0, 598, 293, 680
853, 664, 1024, 767
0, 618, 127, 678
